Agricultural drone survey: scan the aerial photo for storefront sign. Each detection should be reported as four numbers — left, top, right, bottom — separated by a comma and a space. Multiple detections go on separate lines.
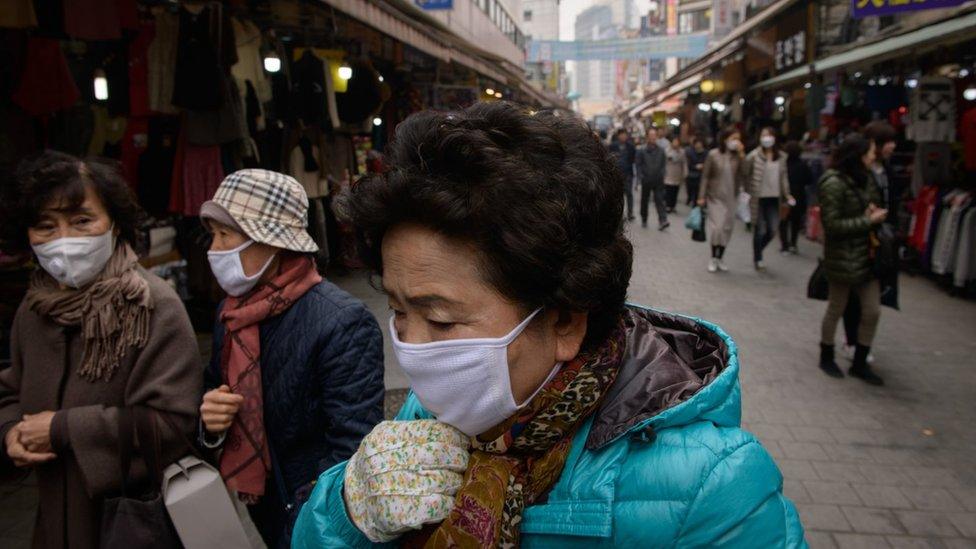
852, 0, 964, 18
415, 0, 453, 10
775, 30, 805, 71
712, 0, 732, 38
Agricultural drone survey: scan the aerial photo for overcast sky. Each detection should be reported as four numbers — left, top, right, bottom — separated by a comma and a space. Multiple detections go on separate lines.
559, 0, 655, 40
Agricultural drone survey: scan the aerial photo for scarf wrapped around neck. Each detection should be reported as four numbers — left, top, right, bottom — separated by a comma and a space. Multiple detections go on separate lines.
409, 314, 628, 549
218, 253, 322, 500
25, 242, 152, 382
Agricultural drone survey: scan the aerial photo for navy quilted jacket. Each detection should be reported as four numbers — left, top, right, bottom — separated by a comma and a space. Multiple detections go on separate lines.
206, 280, 385, 547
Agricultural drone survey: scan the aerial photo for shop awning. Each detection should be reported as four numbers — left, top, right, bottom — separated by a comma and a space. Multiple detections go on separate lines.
752, 10, 976, 90
621, 0, 802, 116
627, 71, 704, 117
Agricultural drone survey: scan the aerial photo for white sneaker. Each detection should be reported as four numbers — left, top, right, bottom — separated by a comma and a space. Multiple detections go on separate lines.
708, 259, 718, 273
717, 259, 729, 272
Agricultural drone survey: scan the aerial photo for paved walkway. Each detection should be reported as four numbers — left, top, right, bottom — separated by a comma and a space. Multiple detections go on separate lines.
1, 203, 974, 548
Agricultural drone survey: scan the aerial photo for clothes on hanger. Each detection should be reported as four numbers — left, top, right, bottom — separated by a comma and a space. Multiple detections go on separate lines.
908, 76, 956, 142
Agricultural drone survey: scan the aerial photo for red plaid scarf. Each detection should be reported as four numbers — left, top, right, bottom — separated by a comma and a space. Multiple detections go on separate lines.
218, 254, 321, 499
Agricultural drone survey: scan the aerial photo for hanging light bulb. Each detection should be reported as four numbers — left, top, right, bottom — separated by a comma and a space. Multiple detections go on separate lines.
698, 103, 711, 112
378, 75, 385, 82
486, 87, 495, 95
960, 68, 971, 78
263, 52, 281, 73
964, 86, 976, 101
373, 117, 383, 126
494, 91, 503, 98
93, 69, 109, 101
338, 65, 353, 80
669, 117, 680, 126
905, 78, 918, 88
774, 96, 785, 106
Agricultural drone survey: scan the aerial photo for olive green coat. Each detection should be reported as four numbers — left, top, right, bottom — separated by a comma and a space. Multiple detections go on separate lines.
818, 169, 882, 285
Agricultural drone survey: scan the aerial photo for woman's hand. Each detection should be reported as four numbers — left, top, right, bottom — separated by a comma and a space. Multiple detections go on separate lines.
19, 411, 55, 453
200, 385, 244, 434
5, 423, 56, 467
697, 198, 706, 207
866, 204, 888, 225
344, 420, 470, 543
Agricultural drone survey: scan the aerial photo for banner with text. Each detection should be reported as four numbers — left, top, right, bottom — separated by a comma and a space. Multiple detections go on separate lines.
527, 33, 709, 62
852, 0, 963, 18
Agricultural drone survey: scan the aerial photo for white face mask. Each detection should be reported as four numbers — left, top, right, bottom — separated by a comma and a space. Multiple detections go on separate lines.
207, 240, 276, 297
726, 139, 741, 152
391, 308, 559, 437
761, 135, 776, 149
32, 228, 115, 289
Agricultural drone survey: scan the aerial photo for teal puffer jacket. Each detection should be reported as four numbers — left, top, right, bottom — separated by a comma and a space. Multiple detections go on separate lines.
292, 306, 807, 548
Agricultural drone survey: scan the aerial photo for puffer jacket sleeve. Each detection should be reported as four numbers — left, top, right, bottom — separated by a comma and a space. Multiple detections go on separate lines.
292, 461, 395, 549
675, 439, 807, 548
820, 175, 872, 238
315, 304, 385, 473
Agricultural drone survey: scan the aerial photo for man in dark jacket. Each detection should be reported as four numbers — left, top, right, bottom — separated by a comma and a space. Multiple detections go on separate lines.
198, 169, 385, 548
608, 129, 636, 221
635, 127, 669, 230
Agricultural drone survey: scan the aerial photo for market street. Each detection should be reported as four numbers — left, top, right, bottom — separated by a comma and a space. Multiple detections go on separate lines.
1, 201, 974, 548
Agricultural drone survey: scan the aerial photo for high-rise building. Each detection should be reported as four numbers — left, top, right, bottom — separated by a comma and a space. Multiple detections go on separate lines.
521, 0, 562, 94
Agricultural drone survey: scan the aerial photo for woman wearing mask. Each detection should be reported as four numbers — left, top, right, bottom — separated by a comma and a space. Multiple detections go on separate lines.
698, 129, 745, 273
781, 141, 812, 254
817, 135, 887, 385
0, 151, 201, 549
198, 169, 385, 547
663, 135, 687, 213
742, 127, 792, 271
292, 103, 805, 548
685, 137, 707, 206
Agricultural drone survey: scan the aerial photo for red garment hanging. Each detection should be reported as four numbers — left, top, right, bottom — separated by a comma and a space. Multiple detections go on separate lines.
11, 37, 79, 116
64, 0, 121, 40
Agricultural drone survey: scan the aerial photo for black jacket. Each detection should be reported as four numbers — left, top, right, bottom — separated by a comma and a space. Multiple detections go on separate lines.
686, 147, 708, 180
608, 140, 636, 178
636, 144, 666, 187
206, 280, 385, 548
786, 156, 813, 208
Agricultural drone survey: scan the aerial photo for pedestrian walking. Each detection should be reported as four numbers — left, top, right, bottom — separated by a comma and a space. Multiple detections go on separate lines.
685, 137, 707, 206
742, 127, 792, 271
664, 135, 687, 213
290, 100, 805, 549
0, 151, 202, 549
781, 141, 811, 254
635, 127, 669, 230
842, 122, 898, 363
698, 128, 745, 272
198, 169, 385, 547
817, 135, 888, 385
607, 128, 636, 221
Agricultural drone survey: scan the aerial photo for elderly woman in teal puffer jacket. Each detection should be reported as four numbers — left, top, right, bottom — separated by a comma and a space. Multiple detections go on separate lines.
292, 102, 806, 548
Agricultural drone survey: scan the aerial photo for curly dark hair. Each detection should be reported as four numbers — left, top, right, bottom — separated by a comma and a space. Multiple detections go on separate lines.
6, 150, 145, 250
351, 102, 633, 345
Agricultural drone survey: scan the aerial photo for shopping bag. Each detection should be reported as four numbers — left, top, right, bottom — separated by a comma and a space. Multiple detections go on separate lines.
807, 260, 829, 301
805, 206, 822, 242
684, 206, 703, 231
692, 209, 707, 242
736, 192, 751, 223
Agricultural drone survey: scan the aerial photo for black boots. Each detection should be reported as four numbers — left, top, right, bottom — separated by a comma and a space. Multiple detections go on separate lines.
849, 345, 884, 386
819, 344, 844, 378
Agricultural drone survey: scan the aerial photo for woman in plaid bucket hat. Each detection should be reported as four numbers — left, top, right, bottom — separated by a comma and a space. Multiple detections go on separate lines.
197, 169, 385, 548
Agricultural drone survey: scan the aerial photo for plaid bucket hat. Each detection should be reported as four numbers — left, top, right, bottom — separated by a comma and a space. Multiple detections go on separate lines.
201, 169, 318, 253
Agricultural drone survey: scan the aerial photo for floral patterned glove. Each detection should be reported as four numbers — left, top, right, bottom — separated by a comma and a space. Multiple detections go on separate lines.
343, 420, 470, 542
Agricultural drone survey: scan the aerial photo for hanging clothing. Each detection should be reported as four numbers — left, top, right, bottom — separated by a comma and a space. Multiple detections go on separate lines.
961, 107, 976, 172
12, 37, 79, 116
128, 22, 154, 118
0, 0, 37, 28
931, 193, 973, 276
147, 8, 179, 114
184, 78, 248, 146
953, 208, 976, 289
289, 137, 329, 198
907, 76, 956, 142
172, 4, 237, 110
910, 142, 953, 196
64, 0, 121, 40
87, 106, 127, 157
805, 83, 826, 130
137, 116, 180, 216
120, 117, 149, 189
291, 50, 328, 127
230, 17, 272, 105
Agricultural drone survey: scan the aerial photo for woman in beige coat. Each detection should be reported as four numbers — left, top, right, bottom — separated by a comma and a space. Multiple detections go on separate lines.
698, 129, 744, 273
0, 151, 202, 549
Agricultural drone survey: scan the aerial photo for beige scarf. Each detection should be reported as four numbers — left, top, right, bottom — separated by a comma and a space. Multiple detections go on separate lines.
25, 242, 153, 382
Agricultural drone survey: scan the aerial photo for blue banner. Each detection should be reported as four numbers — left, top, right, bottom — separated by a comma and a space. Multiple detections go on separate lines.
527, 33, 709, 62
416, 0, 453, 9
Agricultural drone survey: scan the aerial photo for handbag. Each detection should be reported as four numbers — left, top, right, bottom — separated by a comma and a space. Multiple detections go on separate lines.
736, 191, 751, 223
691, 208, 707, 242
805, 206, 822, 242
684, 206, 703, 231
807, 260, 829, 301
155, 413, 264, 549
100, 407, 182, 549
